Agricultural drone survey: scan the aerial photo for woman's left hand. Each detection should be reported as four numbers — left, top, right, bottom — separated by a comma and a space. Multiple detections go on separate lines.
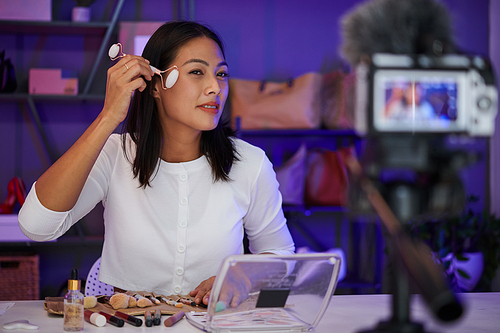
189, 276, 216, 305
190, 267, 253, 308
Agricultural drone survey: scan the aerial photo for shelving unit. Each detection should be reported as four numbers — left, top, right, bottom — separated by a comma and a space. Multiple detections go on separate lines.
0, 2, 128, 256
0, 1, 125, 255
0, 3, 381, 295
239, 129, 382, 293
0, 0, 124, 164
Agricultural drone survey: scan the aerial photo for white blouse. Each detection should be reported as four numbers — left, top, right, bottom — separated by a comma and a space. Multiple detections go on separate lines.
18, 134, 295, 295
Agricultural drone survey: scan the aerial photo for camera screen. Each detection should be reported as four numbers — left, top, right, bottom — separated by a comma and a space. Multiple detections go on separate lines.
373, 70, 466, 133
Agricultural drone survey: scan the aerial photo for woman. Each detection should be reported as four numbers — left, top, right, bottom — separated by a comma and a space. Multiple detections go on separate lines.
18, 21, 294, 306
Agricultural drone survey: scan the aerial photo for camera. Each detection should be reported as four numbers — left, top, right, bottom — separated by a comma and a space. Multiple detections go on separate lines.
354, 53, 498, 137
350, 53, 498, 222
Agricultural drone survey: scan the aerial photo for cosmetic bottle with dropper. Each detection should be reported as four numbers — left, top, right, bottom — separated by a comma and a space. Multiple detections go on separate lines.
64, 268, 84, 331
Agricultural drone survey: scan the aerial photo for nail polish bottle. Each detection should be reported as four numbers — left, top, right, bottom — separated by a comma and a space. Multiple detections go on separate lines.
64, 269, 84, 331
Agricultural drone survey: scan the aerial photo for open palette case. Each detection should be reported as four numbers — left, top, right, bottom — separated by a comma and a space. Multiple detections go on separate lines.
186, 253, 342, 332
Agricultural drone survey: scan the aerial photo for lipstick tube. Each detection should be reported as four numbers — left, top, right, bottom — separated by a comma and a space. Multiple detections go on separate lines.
84, 310, 106, 327
153, 309, 161, 326
114, 311, 143, 327
144, 310, 153, 327
164, 311, 185, 327
98, 311, 124, 327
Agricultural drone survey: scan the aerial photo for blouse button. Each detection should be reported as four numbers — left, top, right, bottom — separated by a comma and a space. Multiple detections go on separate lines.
180, 173, 188, 181
180, 197, 188, 205
174, 286, 182, 293
178, 245, 185, 253
176, 268, 184, 276
179, 220, 187, 228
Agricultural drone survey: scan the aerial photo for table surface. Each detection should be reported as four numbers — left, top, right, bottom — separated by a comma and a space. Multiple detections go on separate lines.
1, 293, 499, 332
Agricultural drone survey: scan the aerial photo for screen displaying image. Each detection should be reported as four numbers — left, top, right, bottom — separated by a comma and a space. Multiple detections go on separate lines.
373, 71, 464, 133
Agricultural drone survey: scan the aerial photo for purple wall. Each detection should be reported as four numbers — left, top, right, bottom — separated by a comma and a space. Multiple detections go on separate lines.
0, 0, 491, 214
490, 1, 500, 216
0, 0, 494, 295
491, 0, 500, 289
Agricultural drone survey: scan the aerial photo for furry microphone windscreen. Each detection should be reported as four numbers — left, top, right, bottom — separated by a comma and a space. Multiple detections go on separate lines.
340, 0, 456, 65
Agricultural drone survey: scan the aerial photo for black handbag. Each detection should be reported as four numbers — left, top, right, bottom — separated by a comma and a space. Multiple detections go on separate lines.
0, 50, 17, 93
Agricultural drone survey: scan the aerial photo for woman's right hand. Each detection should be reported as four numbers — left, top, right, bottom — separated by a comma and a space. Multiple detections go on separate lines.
102, 55, 154, 125
32, 55, 154, 213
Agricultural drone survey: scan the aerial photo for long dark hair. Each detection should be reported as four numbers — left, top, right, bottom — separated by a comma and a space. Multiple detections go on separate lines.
122, 21, 239, 188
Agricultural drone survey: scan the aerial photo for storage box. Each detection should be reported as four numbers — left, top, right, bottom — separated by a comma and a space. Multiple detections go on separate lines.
29, 69, 78, 95
119, 22, 163, 55
0, 0, 51, 21
0, 254, 40, 300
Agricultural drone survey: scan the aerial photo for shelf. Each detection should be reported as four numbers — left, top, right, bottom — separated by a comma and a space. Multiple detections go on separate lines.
0, 214, 103, 246
0, 237, 104, 248
238, 129, 363, 166
239, 129, 359, 138
0, 214, 34, 242
283, 205, 348, 215
0, 93, 105, 102
0, 20, 111, 35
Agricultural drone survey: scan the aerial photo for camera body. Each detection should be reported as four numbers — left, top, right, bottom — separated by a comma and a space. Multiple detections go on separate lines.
354, 53, 498, 137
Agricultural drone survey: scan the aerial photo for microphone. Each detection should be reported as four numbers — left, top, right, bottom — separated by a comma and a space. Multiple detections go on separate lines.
340, 0, 456, 65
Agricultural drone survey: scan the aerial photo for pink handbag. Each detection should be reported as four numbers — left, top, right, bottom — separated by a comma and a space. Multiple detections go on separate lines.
230, 73, 322, 129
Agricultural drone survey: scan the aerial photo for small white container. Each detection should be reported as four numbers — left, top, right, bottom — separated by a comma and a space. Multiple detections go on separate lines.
72, 7, 91, 22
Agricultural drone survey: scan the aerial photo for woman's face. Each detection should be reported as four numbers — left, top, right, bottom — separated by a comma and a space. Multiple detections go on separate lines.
154, 36, 229, 136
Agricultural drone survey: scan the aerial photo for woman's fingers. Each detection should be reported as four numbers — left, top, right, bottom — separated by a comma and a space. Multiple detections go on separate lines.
102, 55, 154, 123
203, 290, 211, 305
189, 276, 215, 305
112, 57, 153, 94
107, 55, 153, 97
118, 56, 154, 81
110, 55, 152, 76
189, 273, 251, 308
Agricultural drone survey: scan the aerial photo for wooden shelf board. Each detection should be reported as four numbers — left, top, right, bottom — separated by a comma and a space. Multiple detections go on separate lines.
0, 20, 110, 34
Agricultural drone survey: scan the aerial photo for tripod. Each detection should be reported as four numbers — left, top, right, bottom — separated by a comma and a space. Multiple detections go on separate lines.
344, 155, 463, 333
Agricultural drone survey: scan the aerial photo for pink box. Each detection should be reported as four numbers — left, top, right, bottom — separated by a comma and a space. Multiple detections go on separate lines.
29, 69, 78, 95
119, 22, 164, 55
0, 0, 51, 21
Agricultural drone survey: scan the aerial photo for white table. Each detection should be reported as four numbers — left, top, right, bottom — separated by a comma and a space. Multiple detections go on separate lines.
1, 293, 499, 332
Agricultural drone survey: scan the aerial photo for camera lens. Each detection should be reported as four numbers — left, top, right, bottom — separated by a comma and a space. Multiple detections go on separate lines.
477, 96, 492, 111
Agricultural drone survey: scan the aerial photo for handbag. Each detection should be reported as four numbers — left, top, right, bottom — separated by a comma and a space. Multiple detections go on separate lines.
0, 50, 17, 93
229, 73, 322, 130
320, 70, 356, 129
275, 143, 307, 205
304, 147, 353, 206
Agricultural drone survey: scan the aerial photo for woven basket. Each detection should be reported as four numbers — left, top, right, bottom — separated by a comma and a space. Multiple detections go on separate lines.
0, 254, 40, 300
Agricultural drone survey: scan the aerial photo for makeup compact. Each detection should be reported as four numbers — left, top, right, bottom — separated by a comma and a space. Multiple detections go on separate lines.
185, 253, 342, 332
